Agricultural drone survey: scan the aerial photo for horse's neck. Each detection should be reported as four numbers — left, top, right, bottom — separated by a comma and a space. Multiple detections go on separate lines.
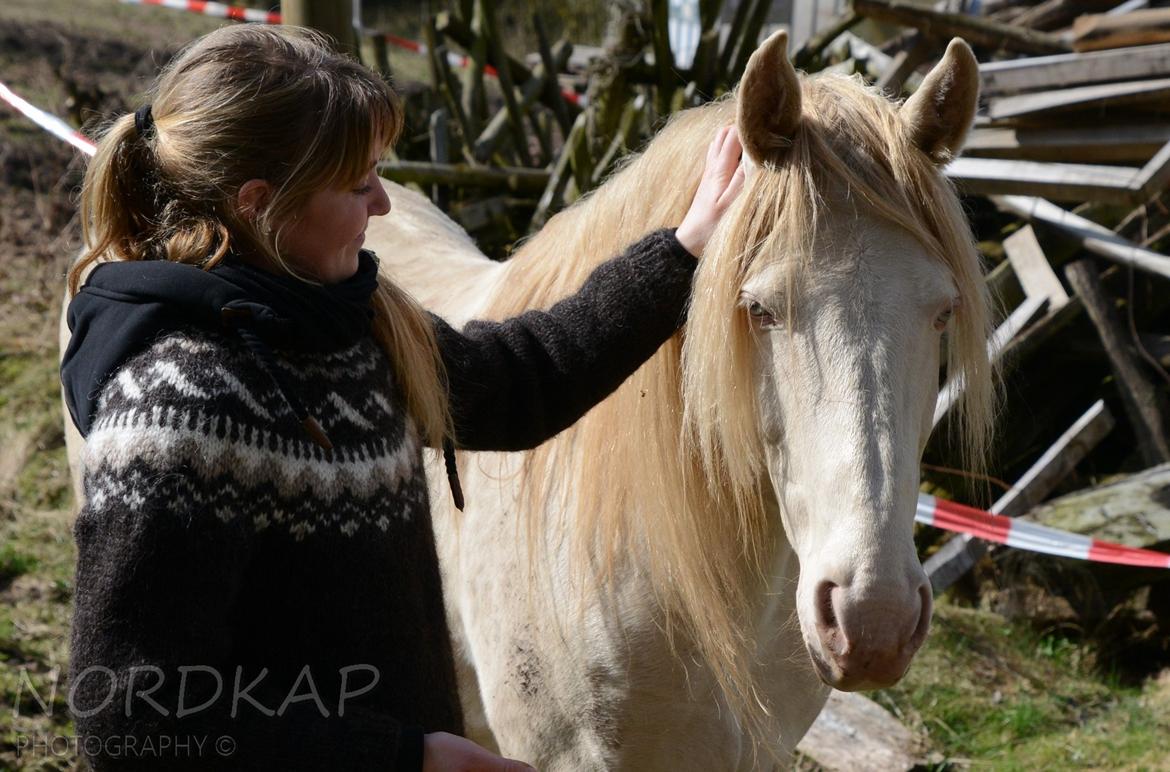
368, 180, 506, 324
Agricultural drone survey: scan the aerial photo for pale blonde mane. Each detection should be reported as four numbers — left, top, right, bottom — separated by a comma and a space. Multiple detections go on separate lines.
483, 73, 994, 746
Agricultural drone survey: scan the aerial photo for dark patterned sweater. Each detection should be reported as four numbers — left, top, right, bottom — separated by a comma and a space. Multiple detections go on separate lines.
68, 229, 695, 771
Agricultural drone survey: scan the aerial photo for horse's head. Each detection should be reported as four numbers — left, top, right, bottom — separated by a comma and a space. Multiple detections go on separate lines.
684, 32, 992, 692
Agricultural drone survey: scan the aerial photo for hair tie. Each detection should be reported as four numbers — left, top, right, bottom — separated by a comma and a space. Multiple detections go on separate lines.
134, 104, 155, 138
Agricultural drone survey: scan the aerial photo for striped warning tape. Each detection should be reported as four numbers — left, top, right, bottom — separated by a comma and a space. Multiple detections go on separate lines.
0, 81, 96, 156
5, 76, 1166, 573
120, 0, 280, 24
118, 0, 584, 104
917, 493, 1170, 569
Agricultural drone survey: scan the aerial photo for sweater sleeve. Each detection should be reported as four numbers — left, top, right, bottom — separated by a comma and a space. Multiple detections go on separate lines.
437, 227, 696, 452
69, 366, 420, 771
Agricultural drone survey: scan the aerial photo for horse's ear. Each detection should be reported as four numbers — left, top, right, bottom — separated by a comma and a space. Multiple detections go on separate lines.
900, 38, 979, 164
736, 30, 801, 166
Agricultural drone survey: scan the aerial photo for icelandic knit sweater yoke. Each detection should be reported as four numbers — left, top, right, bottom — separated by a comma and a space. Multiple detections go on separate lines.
62, 249, 382, 439
62, 230, 695, 771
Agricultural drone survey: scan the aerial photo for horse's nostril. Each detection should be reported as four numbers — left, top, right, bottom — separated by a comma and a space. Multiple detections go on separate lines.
910, 582, 933, 649
815, 580, 837, 629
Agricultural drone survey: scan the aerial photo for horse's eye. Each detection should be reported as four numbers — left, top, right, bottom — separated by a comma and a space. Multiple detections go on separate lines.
933, 306, 954, 331
746, 300, 777, 328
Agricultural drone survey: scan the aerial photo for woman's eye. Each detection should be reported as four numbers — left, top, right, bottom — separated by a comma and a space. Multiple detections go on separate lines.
354, 186, 372, 195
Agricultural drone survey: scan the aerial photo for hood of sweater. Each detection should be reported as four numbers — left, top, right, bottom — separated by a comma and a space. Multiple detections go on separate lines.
61, 251, 380, 439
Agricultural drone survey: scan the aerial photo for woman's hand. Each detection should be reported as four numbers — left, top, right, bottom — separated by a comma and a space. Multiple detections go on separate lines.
675, 124, 746, 257
423, 731, 536, 772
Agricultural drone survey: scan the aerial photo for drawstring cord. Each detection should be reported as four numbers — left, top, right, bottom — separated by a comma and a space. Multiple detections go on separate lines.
221, 305, 466, 511
223, 306, 333, 452
234, 323, 335, 452
442, 439, 464, 512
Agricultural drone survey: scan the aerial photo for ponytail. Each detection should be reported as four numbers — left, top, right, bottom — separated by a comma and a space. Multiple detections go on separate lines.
71, 115, 153, 295
70, 112, 237, 296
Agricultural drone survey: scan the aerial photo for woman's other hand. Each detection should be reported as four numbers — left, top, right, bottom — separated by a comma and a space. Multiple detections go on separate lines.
674, 125, 746, 257
422, 731, 537, 772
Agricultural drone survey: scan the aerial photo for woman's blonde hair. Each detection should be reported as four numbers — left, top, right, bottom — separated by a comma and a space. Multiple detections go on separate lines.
71, 24, 451, 446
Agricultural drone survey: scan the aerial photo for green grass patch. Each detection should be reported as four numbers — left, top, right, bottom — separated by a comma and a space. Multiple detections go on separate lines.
876, 603, 1170, 768
0, 546, 39, 587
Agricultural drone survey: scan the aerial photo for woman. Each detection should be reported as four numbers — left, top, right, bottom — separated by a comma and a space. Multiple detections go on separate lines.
61, 23, 743, 771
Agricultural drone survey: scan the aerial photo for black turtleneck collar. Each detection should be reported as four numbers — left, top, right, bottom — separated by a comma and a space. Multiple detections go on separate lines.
60, 251, 380, 437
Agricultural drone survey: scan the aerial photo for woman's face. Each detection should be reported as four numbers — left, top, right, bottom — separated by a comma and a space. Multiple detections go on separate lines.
280, 162, 391, 283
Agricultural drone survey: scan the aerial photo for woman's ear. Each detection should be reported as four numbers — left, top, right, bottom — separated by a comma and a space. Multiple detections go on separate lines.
235, 179, 273, 221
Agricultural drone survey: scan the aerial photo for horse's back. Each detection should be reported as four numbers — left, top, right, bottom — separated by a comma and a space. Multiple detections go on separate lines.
367, 180, 506, 324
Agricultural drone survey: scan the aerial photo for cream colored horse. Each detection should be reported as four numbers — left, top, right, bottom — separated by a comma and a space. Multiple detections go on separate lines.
367, 33, 992, 769
64, 31, 992, 769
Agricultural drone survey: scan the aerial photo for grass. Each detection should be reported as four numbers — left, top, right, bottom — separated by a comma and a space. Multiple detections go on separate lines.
876, 602, 1170, 769
0, 546, 39, 587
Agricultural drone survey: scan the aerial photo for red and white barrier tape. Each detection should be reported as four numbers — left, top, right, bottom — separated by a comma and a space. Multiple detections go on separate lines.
0, 81, 96, 156
118, 0, 583, 104
7, 76, 1164, 572
918, 493, 1170, 569
120, 0, 279, 24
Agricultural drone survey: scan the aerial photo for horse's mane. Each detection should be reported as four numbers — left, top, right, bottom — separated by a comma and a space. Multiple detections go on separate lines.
482, 74, 994, 743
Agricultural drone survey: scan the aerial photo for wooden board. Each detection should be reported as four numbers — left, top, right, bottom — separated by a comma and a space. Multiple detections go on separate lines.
796, 691, 921, 771
1026, 462, 1170, 548
1004, 225, 1070, 308
933, 295, 1048, 426
926, 400, 1116, 594
963, 124, 1170, 163
946, 157, 1141, 203
1072, 8, 1170, 52
992, 195, 1170, 280
980, 42, 1170, 95
1134, 139, 1170, 198
852, 0, 1070, 54
986, 77, 1170, 120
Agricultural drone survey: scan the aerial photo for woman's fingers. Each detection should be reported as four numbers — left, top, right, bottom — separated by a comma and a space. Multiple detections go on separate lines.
675, 124, 746, 256
708, 126, 742, 191
711, 128, 739, 184
709, 124, 730, 161
719, 161, 746, 210
712, 127, 743, 209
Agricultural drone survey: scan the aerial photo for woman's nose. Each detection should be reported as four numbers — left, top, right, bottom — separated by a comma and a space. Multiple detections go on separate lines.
369, 174, 391, 216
